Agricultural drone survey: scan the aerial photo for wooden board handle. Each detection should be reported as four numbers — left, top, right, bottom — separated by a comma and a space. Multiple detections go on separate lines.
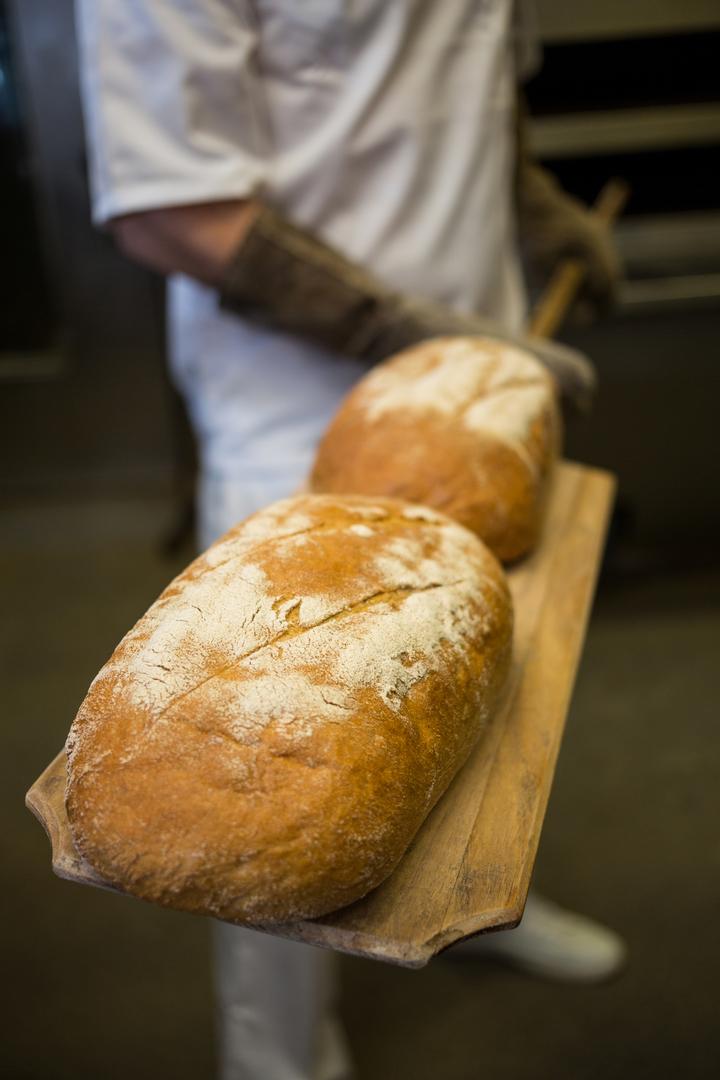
528, 178, 630, 340
26, 750, 111, 888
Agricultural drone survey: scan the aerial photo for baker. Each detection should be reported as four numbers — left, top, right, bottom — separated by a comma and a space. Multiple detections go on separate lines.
74, 2, 625, 1077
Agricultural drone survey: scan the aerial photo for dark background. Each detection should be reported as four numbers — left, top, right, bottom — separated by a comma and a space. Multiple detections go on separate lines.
2, 2, 719, 1078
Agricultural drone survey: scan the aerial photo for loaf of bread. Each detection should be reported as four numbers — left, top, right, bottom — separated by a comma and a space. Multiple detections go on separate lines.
310, 336, 561, 562
66, 494, 512, 924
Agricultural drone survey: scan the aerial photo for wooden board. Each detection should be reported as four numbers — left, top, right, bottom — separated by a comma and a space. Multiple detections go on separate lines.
26, 461, 615, 968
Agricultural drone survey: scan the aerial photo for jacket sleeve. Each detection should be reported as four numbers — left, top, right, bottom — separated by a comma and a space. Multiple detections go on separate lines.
75, 0, 267, 224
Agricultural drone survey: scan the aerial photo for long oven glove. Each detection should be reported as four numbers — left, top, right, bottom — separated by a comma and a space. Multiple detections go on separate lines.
219, 207, 595, 411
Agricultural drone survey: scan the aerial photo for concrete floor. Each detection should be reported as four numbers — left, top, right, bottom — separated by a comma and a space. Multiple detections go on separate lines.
3, 497, 719, 1080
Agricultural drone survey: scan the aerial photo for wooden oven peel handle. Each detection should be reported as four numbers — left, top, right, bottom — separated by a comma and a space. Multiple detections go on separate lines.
528, 178, 630, 340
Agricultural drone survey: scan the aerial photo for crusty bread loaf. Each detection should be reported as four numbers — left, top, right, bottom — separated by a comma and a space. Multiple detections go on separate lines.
310, 336, 562, 562
66, 494, 512, 924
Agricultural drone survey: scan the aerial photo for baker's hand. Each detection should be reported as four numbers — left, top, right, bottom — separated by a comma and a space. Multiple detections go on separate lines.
522, 335, 596, 413
517, 163, 621, 322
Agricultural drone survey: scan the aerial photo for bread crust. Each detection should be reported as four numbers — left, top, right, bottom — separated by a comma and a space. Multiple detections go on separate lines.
66, 494, 512, 923
310, 337, 561, 561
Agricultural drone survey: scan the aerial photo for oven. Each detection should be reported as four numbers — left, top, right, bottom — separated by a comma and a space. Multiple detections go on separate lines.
527, 5, 720, 567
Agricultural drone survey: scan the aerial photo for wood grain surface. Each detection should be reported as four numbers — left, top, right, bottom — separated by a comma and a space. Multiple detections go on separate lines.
26, 461, 615, 968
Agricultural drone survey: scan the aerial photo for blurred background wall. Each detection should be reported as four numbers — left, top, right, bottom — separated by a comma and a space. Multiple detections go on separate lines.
1, 0, 179, 503
2, 5, 719, 1080
525, 0, 720, 569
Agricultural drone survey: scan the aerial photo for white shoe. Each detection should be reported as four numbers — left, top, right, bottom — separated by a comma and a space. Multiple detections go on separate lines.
452, 893, 627, 983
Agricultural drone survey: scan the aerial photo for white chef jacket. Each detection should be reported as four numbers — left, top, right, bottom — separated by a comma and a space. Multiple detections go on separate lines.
76, 0, 537, 537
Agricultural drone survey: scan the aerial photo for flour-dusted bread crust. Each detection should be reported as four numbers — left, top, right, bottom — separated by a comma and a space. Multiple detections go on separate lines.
310, 337, 562, 562
66, 494, 512, 924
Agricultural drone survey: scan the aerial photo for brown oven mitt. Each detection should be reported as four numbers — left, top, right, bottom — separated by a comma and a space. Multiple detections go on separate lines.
517, 163, 621, 322
514, 97, 621, 322
219, 206, 596, 410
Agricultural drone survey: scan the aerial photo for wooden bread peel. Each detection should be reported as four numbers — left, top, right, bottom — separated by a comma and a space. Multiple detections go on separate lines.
26, 183, 626, 967
27, 462, 615, 966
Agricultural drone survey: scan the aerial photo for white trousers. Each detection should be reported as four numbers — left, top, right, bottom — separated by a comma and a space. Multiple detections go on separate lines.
213, 925, 349, 1080
187, 319, 367, 1080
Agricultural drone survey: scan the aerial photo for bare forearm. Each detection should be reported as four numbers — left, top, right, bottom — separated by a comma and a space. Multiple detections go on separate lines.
112, 199, 260, 284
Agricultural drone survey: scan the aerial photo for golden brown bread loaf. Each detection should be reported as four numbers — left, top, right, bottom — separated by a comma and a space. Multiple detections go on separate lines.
65, 494, 512, 924
310, 336, 562, 562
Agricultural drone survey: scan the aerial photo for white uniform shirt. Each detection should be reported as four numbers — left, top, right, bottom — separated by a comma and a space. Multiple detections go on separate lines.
76, 0, 538, 530
76, 13, 542, 1073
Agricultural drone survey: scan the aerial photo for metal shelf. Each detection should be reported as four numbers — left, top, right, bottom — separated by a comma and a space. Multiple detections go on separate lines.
537, 0, 720, 44
530, 103, 720, 159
